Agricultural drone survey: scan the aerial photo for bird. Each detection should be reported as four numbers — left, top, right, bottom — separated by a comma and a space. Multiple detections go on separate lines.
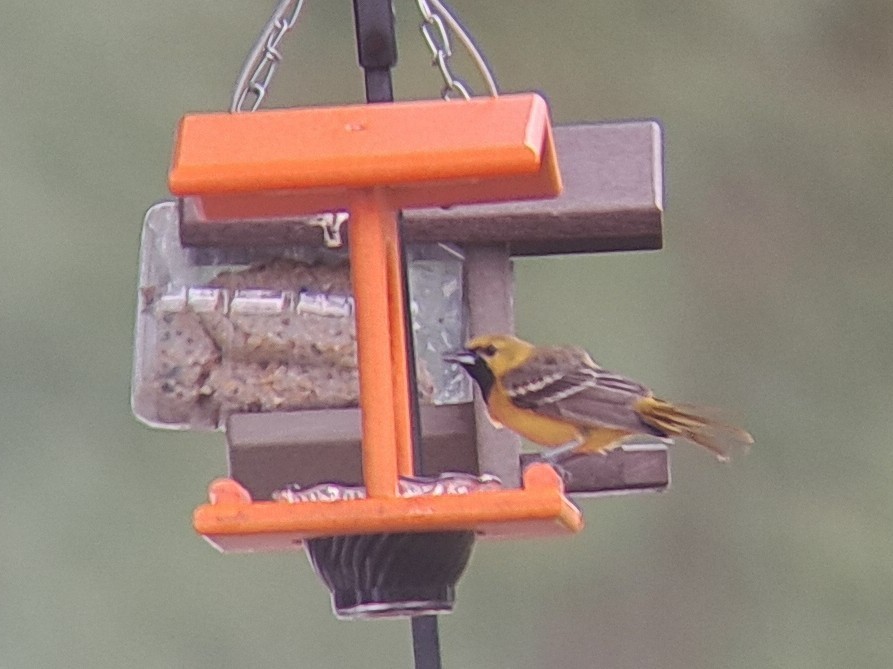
443, 334, 752, 462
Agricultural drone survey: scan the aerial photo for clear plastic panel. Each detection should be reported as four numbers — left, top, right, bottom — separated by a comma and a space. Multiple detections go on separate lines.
406, 243, 471, 405
132, 202, 471, 430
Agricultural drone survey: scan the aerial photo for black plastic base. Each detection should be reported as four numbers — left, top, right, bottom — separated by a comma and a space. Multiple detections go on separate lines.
306, 531, 475, 620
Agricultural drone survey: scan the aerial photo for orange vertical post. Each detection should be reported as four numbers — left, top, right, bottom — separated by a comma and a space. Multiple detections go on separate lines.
385, 218, 414, 478
348, 189, 413, 497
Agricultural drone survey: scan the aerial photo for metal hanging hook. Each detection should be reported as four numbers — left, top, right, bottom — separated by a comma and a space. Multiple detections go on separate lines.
307, 212, 349, 248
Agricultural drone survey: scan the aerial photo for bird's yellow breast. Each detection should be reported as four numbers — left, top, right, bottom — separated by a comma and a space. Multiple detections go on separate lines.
487, 383, 583, 446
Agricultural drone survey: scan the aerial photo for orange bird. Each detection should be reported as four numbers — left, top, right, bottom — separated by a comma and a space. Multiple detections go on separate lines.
445, 334, 752, 462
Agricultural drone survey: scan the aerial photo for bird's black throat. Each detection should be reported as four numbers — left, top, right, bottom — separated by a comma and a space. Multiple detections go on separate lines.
459, 357, 495, 402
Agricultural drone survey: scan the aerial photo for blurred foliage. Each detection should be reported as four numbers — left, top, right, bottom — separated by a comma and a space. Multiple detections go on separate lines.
2, 1, 892, 667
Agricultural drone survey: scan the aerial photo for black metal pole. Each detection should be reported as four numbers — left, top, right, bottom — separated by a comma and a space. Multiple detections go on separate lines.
352, 0, 397, 104
411, 616, 443, 669
351, 3, 442, 668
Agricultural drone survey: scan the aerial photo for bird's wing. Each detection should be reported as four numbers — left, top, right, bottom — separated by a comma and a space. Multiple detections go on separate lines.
502, 346, 660, 433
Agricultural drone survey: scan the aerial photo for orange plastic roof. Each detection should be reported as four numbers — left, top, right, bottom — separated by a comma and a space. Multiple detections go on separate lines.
169, 93, 561, 219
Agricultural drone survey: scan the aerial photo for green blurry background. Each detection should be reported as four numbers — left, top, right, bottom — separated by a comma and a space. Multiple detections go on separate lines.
2, 1, 892, 667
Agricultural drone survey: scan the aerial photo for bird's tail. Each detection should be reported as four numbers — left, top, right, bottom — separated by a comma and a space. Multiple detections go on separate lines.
634, 396, 753, 462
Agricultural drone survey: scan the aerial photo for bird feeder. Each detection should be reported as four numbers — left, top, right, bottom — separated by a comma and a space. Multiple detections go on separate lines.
132, 0, 669, 623
164, 92, 590, 530
163, 115, 670, 501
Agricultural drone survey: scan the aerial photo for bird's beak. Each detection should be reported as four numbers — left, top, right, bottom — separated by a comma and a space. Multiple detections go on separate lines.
442, 349, 477, 366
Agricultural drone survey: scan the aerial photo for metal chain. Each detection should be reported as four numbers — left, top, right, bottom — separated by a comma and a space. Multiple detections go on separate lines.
231, 0, 308, 113
418, 3, 469, 100
416, 0, 498, 99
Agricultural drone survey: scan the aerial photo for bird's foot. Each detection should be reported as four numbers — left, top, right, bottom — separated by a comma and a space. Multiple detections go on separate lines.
525, 440, 586, 487
538, 439, 584, 464
530, 452, 576, 487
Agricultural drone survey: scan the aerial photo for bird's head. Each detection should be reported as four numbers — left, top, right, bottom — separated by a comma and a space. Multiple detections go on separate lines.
443, 334, 535, 398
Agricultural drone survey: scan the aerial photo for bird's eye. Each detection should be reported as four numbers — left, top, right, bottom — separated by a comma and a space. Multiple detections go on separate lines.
481, 344, 498, 357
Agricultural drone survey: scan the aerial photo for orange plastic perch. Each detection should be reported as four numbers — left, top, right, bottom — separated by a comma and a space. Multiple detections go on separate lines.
195, 464, 584, 552
170, 93, 578, 548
